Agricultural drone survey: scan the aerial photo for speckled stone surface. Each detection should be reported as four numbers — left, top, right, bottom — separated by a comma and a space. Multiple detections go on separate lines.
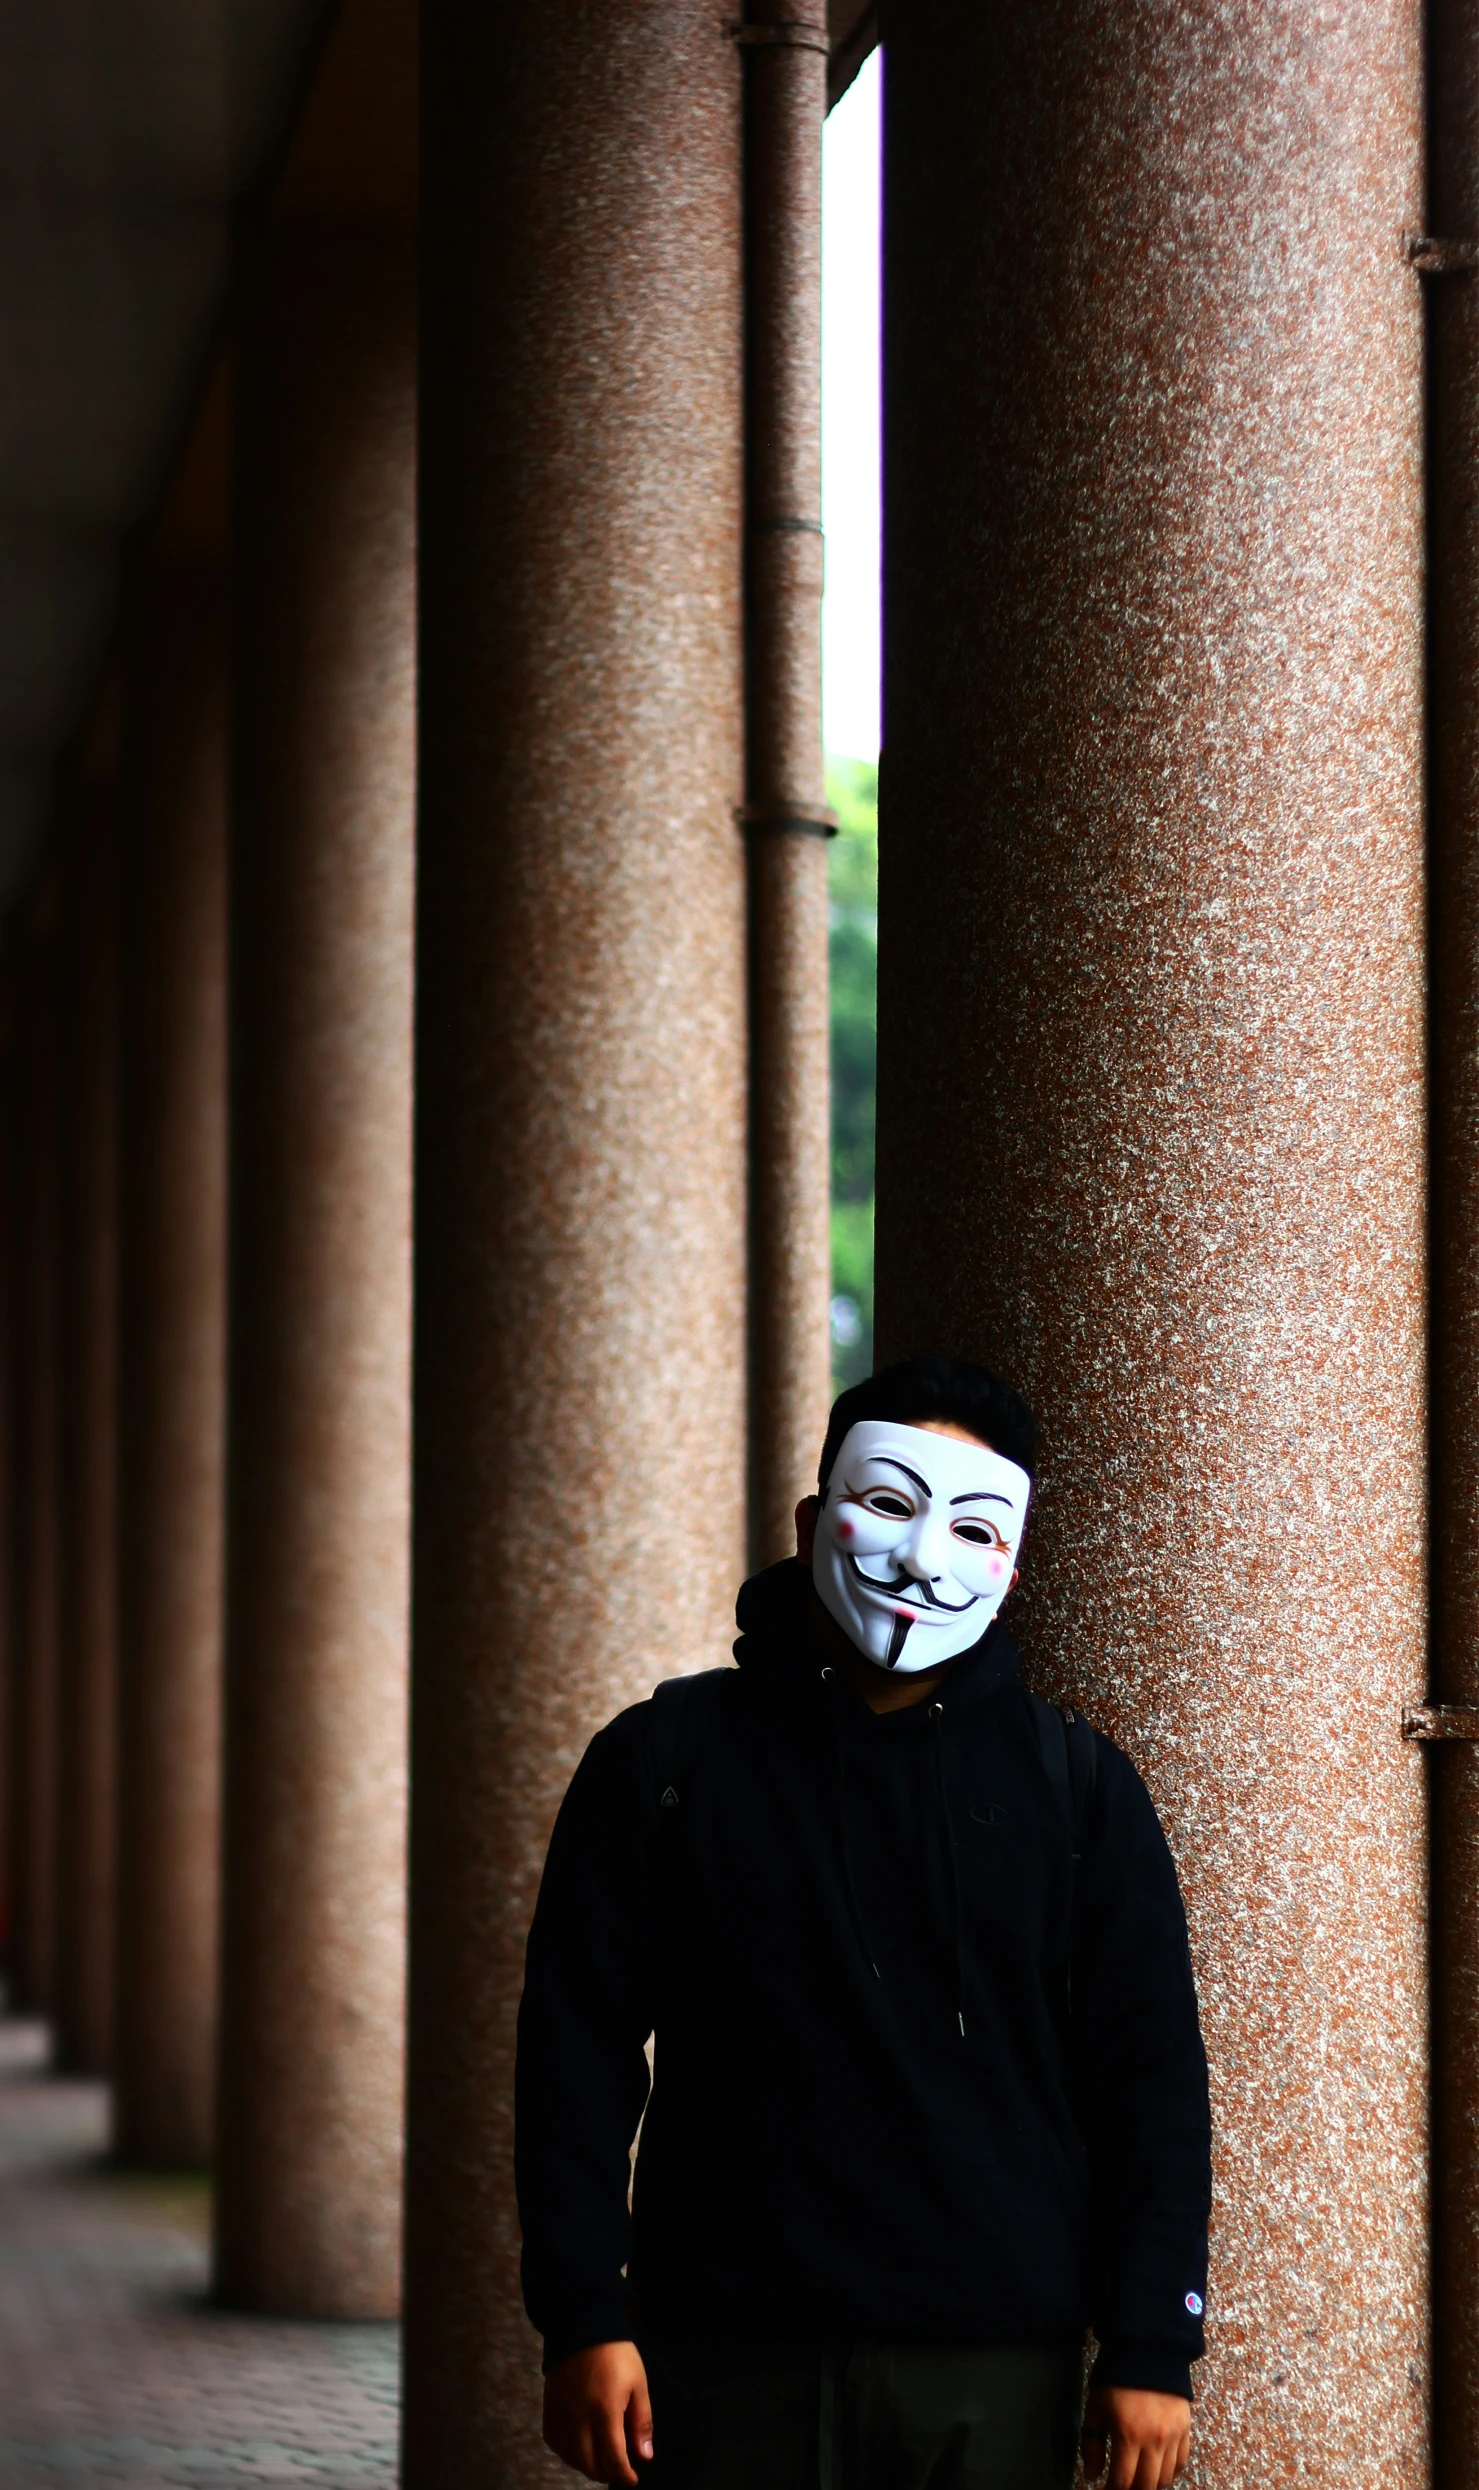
115, 560, 228, 2168
406, 3, 748, 2480
218, 217, 415, 2319
55, 800, 120, 2080
877, 4, 1428, 2485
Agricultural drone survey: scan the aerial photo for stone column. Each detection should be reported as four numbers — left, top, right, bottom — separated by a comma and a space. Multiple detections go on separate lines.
114, 559, 228, 2164
0, 1002, 16, 1985
54, 803, 120, 2075
403, 3, 747, 2479
213, 214, 414, 2314
876, 8, 1427, 2490
7, 918, 62, 2018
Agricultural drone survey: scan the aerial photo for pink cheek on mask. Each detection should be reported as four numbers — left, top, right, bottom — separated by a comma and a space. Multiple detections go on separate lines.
988, 1557, 1005, 1577
837, 1520, 855, 1544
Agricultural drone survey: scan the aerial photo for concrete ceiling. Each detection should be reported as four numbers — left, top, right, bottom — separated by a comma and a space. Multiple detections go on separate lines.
0, 0, 873, 910
0, 0, 325, 896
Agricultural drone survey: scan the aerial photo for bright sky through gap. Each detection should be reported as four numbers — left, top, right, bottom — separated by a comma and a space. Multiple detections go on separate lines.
821, 48, 881, 764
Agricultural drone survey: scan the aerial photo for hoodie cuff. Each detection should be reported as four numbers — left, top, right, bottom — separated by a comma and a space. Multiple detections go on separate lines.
540, 2290, 638, 2374
1091, 2339, 1195, 2402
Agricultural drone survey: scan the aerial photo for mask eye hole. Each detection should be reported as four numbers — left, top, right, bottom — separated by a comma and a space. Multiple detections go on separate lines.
858, 1489, 913, 1520
952, 1519, 1004, 1549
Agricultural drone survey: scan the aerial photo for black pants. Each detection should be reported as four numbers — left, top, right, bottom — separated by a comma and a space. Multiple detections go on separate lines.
637, 2329, 1084, 2490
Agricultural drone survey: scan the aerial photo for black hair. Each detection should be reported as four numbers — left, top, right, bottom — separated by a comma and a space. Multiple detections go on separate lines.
817, 1354, 1037, 1498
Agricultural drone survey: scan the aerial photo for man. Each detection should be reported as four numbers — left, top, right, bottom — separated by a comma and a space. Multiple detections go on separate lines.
516, 1355, 1212, 2490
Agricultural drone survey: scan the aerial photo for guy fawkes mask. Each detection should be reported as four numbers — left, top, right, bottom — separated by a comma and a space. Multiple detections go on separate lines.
813, 1419, 1031, 1672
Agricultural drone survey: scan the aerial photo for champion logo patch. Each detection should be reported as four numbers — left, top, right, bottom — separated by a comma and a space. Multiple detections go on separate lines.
1185, 2292, 1204, 2317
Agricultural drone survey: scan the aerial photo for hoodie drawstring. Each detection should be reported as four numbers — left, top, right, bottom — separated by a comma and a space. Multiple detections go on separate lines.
821, 1670, 881, 1982
929, 1701, 968, 2039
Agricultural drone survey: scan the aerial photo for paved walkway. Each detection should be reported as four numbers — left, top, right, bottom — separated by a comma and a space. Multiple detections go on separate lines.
0, 2019, 399, 2488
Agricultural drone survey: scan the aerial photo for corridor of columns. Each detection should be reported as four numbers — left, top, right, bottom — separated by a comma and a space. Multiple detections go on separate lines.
0, 0, 1457, 2487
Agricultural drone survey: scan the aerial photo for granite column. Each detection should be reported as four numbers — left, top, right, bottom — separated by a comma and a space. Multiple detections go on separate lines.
877, 7, 1427, 2487
214, 220, 415, 2313
114, 560, 228, 2164
54, 803, 120, 2075
403, 2, 748, 2476
0, 997, 16, 1984
8, 920, 62, 2017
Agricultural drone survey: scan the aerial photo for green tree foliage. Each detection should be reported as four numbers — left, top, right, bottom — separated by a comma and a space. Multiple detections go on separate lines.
827, 756, 876, 1387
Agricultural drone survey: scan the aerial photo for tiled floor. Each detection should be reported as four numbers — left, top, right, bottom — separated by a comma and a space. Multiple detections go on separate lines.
0, 2020, 399, 2487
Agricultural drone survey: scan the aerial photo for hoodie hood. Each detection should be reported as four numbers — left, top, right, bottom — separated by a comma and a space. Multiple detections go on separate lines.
734, 1556, 1024, 1715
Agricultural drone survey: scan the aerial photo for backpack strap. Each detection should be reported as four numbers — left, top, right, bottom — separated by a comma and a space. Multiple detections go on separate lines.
1029, 1693, 1099, 2011
649, 1667, 730, 1822
1031, 1691, 1073, 1835
1060, 1701, 1099, 1834
1029, 1694, 1098, 1847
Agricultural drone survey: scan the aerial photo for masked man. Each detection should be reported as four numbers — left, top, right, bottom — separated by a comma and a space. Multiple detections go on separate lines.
516, 1355, 1212, 2490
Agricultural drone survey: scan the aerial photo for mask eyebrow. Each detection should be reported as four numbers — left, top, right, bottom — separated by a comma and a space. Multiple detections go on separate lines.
950, 1489, 1012, 1507
861, 1456, 932, 1496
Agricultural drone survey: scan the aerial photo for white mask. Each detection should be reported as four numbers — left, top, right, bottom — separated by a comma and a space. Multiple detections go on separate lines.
813, 1419, 1032, 1673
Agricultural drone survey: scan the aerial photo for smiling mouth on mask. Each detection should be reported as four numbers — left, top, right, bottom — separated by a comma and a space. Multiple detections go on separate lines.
846, 1554, 978, 1617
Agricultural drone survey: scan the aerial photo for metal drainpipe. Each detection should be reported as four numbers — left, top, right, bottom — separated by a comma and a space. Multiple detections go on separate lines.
739, 1, 836, 1566
1420, 2, 1479, 2480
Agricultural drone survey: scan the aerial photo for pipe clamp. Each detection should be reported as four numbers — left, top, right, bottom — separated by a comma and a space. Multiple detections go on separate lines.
1403, 1706, 1479, 1740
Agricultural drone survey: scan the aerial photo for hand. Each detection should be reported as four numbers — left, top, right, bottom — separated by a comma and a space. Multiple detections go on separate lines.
542, 2340, 653, 2484
1082, 2386, 1192, 2490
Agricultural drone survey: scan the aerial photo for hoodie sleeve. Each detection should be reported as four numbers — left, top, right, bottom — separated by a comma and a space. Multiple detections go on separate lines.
515, 1705, 658, 2369
1069, 1735, 1213, 2403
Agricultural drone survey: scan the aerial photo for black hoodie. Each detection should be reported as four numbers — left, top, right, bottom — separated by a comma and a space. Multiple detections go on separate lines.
515, 1560, 1211, 2397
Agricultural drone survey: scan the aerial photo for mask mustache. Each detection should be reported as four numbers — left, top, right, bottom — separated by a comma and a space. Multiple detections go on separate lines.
846, 1552, 980, 1616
